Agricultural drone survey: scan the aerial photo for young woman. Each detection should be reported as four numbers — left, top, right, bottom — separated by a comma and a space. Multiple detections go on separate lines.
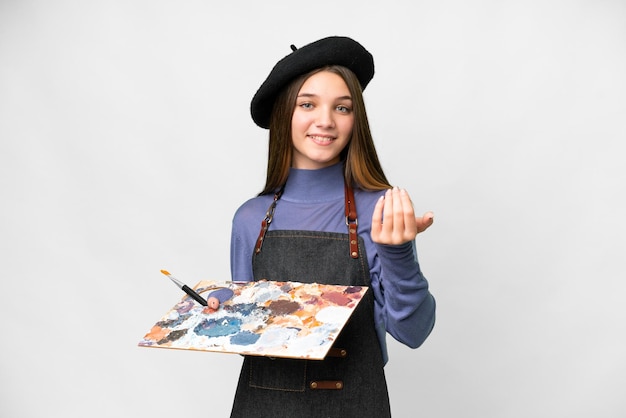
229, 36, 436, 417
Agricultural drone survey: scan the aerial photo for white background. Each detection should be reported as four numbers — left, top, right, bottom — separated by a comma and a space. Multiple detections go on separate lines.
1, 1, 625, 417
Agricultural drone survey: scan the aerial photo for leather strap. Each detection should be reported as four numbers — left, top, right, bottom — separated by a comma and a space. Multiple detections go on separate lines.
309, 380, 344, 390
326, 347, 348, 358
254, 186, 284, 255
344, 182, 359, 259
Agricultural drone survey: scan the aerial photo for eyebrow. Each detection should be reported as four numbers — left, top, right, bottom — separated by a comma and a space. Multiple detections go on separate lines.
297, 93, 353, 101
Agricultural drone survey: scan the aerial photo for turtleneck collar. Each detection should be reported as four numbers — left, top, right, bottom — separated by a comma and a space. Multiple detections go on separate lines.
282, 162, 345, 203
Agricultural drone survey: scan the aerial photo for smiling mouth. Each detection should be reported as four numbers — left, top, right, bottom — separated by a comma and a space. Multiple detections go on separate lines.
308, 135, 336, 144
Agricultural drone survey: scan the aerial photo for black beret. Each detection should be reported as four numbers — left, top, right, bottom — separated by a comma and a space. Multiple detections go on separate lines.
250, 36, 375, 129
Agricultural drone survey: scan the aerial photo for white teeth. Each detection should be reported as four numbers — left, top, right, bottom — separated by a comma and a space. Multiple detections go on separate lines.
309, 135, 334, 142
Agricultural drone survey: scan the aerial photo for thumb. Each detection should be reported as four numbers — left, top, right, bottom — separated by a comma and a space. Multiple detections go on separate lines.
416, 212, 434, 234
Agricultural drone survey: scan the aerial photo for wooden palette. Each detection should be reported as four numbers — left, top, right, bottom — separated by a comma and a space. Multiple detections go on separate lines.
138, 280, 368, 360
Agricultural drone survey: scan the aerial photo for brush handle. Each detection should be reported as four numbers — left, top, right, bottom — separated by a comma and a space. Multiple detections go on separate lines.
182, 285, 208, 306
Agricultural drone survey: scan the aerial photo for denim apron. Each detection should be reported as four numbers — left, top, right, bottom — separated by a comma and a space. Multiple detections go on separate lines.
230, 186, 392, 418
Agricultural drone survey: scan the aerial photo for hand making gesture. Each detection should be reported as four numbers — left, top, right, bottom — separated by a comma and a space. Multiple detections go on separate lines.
371, 187, 434, 245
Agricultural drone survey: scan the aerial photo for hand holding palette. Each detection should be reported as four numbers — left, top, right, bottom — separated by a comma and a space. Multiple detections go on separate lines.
138, 279, 368, 360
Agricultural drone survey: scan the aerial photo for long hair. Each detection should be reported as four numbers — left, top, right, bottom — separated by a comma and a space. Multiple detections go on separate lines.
260, 65, 390, 195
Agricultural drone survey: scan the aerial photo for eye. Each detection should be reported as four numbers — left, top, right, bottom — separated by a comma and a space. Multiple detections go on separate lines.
336, 104, 352, 113
299, 102, 314, 109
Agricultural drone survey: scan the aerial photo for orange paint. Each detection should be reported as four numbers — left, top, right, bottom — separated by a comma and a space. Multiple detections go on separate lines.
144, 325, 168, 341
302, 316, 322, 328
202, 306, 218, 314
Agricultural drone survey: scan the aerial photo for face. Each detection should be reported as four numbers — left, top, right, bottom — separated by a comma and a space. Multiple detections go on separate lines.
291, 71, 354, 169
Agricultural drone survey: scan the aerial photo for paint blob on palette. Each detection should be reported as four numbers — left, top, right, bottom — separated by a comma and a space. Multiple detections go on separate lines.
138, 280, 368, 360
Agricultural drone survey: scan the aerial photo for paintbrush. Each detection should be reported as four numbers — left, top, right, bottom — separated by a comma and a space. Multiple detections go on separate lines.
160, 269, 207, 306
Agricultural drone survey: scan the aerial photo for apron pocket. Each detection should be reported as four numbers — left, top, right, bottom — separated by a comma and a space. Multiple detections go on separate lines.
249, 357, 307, 392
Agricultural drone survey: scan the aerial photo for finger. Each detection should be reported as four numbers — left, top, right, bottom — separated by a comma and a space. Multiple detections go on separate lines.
415, 211, 434, 234
381, 188, 394, 229
391, 187, 405, 231
371, 194, 385, 237
372, 188, 395, 243
399, 188, 417, 233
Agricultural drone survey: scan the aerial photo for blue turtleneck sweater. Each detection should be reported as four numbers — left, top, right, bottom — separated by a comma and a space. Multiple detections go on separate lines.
230, 163, 435, 363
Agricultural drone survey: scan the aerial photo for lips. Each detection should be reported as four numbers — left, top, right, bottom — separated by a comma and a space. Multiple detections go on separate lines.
308, 134, 336, 145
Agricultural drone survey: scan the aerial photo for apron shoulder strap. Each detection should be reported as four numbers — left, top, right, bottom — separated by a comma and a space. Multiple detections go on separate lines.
344, 183, 359, 259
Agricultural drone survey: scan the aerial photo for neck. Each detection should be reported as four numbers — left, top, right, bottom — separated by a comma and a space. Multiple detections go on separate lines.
281, 163, 345, 203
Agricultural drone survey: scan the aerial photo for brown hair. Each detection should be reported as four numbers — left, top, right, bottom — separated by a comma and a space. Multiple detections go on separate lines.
260, 65, 390, 195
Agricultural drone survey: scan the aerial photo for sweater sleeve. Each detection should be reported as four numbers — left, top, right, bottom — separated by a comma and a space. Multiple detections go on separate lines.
371, 240, 436, 350
230, 224, 253, 282
229, 198, 266, 283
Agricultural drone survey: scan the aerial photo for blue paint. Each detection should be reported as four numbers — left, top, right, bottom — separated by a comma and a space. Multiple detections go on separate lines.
209, 288, 234, 303
156, 313, 191, 329
194, 316, 242, 337
230, 331, 261, 346
280, 283, 293, 292
225, 302, 258, 316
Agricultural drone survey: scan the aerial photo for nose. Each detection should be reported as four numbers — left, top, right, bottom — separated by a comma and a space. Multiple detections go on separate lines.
315, 107, 335, 128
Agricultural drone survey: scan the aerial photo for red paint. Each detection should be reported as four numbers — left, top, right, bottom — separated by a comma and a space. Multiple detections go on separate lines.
269, 299, 301, 315
322, 291, 351, 306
